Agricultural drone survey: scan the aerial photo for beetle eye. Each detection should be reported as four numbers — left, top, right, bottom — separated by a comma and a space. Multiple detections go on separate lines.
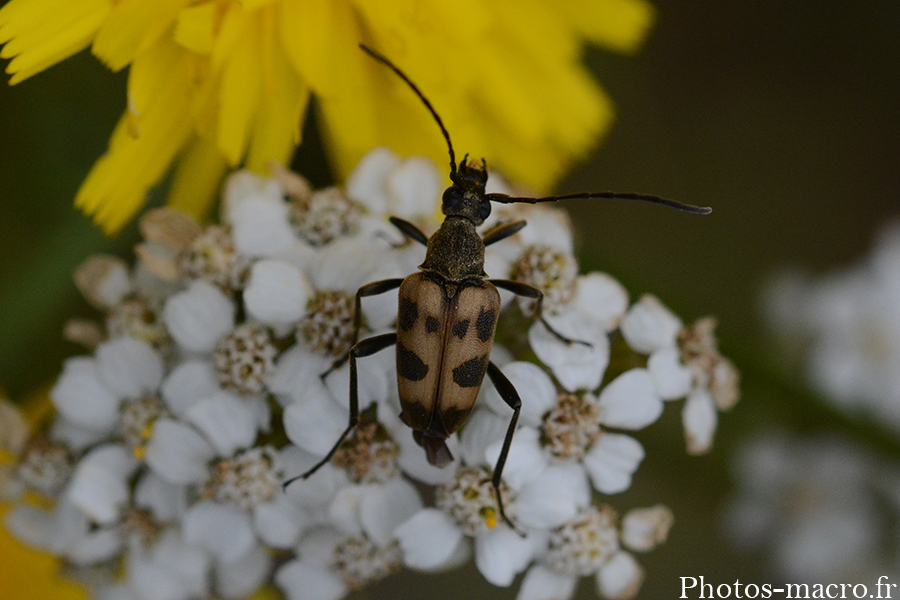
442, 187, 462, 210
477, 200, 491, 222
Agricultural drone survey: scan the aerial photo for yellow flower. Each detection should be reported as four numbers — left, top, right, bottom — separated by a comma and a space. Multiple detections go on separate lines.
0, 0, 655, 234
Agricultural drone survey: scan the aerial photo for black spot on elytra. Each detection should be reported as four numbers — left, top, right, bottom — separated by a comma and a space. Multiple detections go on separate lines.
397, 342, 428, 381
398, 297, 418, 331
452, 319, 469, 339
476, 308, 496, 342
453, 354, 487, 388
425, 316, 440, 333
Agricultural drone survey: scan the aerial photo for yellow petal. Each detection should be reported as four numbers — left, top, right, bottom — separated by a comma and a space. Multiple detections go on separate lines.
167, 135, 228, 222
245, 6, 310, 171
92, 0, 189, 71
173, 2, 219, 55
76, 37, 197, 234
216, 9, 262, 165
0, 0, 110, 84
560, 0, 656, 54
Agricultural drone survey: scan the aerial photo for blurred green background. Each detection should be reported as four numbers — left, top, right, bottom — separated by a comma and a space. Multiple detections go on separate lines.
1, 0, 898, 597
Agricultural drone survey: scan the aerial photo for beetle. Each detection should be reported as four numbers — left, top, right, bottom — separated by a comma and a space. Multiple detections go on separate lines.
284, 44, 711, 530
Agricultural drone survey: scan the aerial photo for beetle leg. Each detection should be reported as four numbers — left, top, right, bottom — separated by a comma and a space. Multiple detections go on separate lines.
285, 332, 398, 488
389, 216, 429, 246
489, 279, 592, 347
481, 219, 526, 247
321, 278, 405, 379
485, 361, 526, 537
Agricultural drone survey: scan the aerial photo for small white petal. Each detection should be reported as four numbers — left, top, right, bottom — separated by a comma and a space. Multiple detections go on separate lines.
459, 408, 509, 467
328, 485, 364, 536
283, 396, 348, 457
130, 530, 211, 600
345, 146, 400, 214
475, 528, 540, 587
66, 444, 138, 524
517, 564, 578, 600
68, 527, 122, 565
583, 433, 645, 494
49, 417, 108, 452
160, 360, 219, 417
229, 190, 296, 259
529, 312, 609, 392
597, 369, 663, 430
360, 478, 423, 546
184, 392, 259, 457
573, 273, 629, 332
647, 347, 694, 400
621, 505, 674, 552
516, 464, 590, 529
183, 501, 255, 564
275, 559, 348, 600
386, 156, 443, 219
51, 357, 120, 432
5, 502, 84, 554
393, 426, 459, 485
683, 388, 718, 455
485, 427, 548, 490
163, 281, 235, 353
394, 509, 464, 571
95, 337, 164, 398
145, 419, 215, 484
254, 494, 308, 549
283, 463, 348, 513
619, 294, 682, 354
134, 472, 187, 523
483, 361, 557, 427
267, 345, 333, 404
596, 551, 644, 600
216, 544, 272, 600
244, 260, 311, 325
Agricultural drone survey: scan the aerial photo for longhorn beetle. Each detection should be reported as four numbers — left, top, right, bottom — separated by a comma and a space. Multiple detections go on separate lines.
284, 43, 711, 531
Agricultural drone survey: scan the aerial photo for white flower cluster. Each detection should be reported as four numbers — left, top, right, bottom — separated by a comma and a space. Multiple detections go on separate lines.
764, 222, 900, 430
724, 432, 900, 583
2, 148, 738, 600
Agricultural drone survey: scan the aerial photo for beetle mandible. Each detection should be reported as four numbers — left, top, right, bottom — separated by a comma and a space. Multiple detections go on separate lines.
284, 44, 711, 531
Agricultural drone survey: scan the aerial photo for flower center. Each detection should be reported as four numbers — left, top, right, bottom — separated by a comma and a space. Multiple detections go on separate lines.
213, 324, 278, 395
301, 291, 358, 357
333, 536, 403, 590
106, 297, 169, 347
437, 467, 514, 535
202, 446, 280, 510
510, 245, 577, 313
179, 225, 249, 291
330, 421, 400, 484
545, 505, 620, 576
16, 437, 72, 495
289, 186, 360, 246
541, 393, 603, 460
120, 394, 171, 459
680, 317, 740, 410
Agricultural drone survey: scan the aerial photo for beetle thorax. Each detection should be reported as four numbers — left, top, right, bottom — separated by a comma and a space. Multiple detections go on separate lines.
419, 217, 486, 283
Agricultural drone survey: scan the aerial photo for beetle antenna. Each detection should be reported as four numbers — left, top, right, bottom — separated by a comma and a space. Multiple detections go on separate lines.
360, 43, 457, 175
485, 191, 712, 215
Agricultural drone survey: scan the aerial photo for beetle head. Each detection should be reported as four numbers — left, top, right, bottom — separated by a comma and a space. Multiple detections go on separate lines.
443, 156, 492, 224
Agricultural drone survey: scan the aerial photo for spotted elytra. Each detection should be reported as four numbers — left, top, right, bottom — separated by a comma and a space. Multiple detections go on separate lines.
283, 44, 711, 532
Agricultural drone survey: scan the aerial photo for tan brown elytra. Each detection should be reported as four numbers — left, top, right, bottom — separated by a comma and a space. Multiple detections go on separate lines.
283, 44, 711, 532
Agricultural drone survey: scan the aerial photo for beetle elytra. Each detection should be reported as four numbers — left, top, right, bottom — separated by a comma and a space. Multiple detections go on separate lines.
284, 44, 711, 531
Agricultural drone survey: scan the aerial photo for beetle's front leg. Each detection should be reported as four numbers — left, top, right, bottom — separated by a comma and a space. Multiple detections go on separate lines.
489, 279, 591, 347
388, 216, 429, 246
320, 278, 405, 379
285, 332, 398, 488
485, 361, 526, 536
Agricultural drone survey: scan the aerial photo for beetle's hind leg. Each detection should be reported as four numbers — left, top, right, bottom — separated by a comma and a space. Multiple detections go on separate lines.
285, 332, 398, 488
485, 361, 526, 536
320, 278, 405, 379
488, 279, 592, 347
